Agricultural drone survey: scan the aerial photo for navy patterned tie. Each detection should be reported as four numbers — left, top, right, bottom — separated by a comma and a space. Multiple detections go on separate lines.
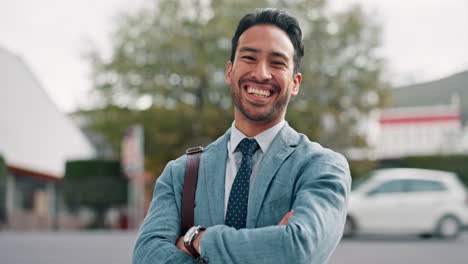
225, 138, 259, 229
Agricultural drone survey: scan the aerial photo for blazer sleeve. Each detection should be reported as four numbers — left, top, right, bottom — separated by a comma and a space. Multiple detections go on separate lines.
132, 160, 195, 264
199, 152, 351, 264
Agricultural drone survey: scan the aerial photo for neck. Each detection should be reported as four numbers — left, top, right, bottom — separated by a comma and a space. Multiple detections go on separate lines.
234, 111, 284, 137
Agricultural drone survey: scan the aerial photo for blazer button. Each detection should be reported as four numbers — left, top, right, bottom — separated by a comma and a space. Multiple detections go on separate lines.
201, 257, 209, 263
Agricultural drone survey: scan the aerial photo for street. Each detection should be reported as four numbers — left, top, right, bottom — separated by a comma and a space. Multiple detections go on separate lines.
1, 231, 467, 263
330, 232, 468, 264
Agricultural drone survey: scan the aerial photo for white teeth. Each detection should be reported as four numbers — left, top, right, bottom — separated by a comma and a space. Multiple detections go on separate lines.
247, 86, 271, 97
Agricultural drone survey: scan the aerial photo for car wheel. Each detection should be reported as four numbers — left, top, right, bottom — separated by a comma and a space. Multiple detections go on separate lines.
343, 216, 356, 238
435, 215, 461, 240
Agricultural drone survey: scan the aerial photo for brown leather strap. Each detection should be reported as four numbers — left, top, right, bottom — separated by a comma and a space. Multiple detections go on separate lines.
181, 146, 203, 235
184, 226, 206, 257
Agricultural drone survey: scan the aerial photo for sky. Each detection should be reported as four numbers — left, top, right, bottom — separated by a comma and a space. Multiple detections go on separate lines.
1, 0, 468, 113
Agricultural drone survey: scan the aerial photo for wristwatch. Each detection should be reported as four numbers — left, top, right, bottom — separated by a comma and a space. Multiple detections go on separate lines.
183, 225, 206, 257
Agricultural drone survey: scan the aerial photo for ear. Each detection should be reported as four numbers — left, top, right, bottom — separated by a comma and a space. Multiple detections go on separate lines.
291, 72, 302, 96
225, 61, 233, 84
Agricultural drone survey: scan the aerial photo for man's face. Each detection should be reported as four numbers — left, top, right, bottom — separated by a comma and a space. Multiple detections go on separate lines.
225, 24, 302, 124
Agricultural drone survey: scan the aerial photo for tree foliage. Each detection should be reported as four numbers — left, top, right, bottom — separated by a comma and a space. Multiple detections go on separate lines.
80, 0, 390, 181
63, 159, 127, 228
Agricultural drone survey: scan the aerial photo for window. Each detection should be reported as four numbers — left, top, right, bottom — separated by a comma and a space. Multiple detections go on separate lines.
407, 179, 446, 192
367, 179, 407, 195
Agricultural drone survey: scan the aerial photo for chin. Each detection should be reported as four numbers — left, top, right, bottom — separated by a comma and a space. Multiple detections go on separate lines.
242, 109, 276, 123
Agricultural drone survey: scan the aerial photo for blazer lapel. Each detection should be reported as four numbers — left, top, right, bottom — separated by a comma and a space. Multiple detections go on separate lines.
246, 124, 299, 228
201, 129, 230, 226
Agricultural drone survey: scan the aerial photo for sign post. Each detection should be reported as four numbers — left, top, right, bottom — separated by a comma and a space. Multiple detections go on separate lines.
122, 125, 145, 229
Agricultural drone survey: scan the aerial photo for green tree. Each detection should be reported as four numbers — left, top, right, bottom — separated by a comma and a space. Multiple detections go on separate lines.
80, 0, 389, 181
63, 160, 127, 228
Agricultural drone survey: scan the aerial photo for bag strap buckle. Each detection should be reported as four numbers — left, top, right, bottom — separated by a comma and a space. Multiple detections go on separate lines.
185, 146, 204, 154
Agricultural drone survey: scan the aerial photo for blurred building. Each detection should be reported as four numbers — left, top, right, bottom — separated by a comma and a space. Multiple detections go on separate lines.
369, 70, 468, 159
374, 103, 463, 158
0, 47, 96, 230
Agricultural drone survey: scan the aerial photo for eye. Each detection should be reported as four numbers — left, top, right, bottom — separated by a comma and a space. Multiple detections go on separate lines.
242, 56, 255, 61
272, 61, 286, 66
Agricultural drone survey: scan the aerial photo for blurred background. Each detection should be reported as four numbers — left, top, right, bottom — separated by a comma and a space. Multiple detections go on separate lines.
1, 0, 468, 263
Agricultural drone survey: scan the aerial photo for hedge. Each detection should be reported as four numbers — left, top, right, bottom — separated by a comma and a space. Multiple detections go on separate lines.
349, 154, 468, 187
63, 159, 127, 215
381, 155, 468, 187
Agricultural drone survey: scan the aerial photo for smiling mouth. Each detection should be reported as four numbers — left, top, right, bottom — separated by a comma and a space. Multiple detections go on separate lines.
243, 84, 272, 98
247, 87, 271, 97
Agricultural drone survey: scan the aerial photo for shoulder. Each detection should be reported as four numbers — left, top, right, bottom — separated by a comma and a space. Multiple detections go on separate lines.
290, 133, 351, 192
281, 125, 349, 175
161, 128, 231, 175
201, 128, 231, 154
298, 134, 348, 167
281, 124, 347, 166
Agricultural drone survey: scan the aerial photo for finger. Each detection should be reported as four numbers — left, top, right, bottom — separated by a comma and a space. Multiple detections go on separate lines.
176, 237, 192, 255
277, 209, 295, 226
278, 210, 294, 225
176, 236, 184, 248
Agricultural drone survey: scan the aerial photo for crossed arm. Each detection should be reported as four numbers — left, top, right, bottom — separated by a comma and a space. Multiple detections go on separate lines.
175, 210, 295, 256
133, 156, 350, 264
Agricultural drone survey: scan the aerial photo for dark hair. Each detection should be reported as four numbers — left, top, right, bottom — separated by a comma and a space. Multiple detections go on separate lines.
230, 8, 304, 74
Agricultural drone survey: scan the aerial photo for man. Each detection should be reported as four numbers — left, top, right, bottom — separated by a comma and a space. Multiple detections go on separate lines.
133, 8, 350, 264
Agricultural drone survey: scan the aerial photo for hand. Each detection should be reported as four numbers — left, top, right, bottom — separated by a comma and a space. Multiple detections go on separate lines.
193, 230, 205, 253
176, 230, 206, 256
277, 209, 294, 225
176, 236, 191, 255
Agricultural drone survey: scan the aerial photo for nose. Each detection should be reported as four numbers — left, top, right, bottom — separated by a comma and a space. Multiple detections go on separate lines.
250, 61, 272, 82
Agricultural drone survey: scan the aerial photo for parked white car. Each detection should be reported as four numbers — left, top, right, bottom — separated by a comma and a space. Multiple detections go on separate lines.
344, 168, 468, 239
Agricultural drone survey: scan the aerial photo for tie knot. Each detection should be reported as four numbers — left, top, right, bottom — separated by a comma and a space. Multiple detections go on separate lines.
237, 138, 259, 156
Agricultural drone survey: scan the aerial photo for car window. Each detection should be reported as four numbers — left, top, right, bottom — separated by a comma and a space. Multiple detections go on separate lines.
407, 179, 447, 192
367, 179, 407, 195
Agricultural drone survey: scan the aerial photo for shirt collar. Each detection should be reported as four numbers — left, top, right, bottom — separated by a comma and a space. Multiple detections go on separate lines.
229, 120, 286, 154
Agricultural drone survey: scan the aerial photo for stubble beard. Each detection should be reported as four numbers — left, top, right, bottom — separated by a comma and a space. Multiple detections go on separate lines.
230, 82, 290, 123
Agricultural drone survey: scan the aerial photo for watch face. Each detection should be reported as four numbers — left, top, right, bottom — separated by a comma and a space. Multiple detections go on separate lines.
184, 226, 197, 243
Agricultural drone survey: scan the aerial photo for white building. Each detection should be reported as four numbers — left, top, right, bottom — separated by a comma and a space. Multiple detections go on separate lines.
0, 47, 96, 229
369, 70, 468, 159
373, 104, 463, 159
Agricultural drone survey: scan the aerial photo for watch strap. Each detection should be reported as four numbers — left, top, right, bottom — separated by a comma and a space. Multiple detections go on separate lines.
184, 226, 206, 257
184, 240, 200, 257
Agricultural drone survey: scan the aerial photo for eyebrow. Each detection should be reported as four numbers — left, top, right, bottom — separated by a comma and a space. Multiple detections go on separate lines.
238, 47, 289, 62
238, 47, 260, 54
271, 51, 289, 62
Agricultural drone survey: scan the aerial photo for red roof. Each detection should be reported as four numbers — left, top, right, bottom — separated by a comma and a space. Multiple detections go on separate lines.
380, 114, 460, 124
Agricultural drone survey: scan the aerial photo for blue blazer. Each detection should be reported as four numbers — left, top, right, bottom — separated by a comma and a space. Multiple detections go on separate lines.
133, 124, 351, 264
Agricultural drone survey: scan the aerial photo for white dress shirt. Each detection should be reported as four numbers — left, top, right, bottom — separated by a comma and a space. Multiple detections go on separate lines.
224, 120, 286, 218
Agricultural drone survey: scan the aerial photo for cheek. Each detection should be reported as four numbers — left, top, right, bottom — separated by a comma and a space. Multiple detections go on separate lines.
279, 73, 295, 88
232, 63, 254, 78
276, 76, 290, 89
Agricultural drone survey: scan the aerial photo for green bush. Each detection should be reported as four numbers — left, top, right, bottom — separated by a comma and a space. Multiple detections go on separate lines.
397, 155, 468, 187
348, 159, 379, 181
63, 159, 127, 228
349, 154, 468, 188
